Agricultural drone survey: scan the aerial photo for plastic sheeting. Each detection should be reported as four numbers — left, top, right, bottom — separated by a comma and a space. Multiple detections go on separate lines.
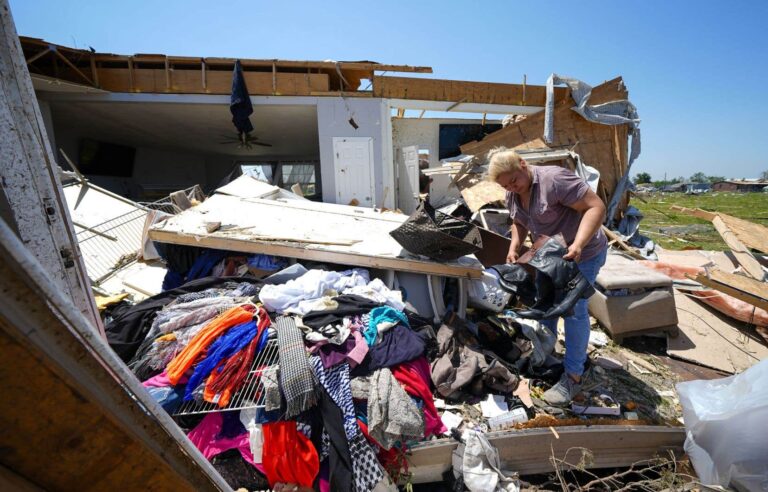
677, 359, 768, 491
544, 75, 641, 226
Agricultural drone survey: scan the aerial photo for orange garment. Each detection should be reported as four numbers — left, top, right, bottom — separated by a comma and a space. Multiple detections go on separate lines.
204, 307, 271, 407
166, 305, 255, 385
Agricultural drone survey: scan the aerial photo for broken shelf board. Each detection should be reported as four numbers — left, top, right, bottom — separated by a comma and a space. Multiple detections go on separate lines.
148, 194, 483, 279
668, 291, 768, 374
407, 425, 684, 483
694, 269, 768, 312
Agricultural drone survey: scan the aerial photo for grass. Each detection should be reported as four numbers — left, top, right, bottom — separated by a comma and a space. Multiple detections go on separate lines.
632, 192, 768, 251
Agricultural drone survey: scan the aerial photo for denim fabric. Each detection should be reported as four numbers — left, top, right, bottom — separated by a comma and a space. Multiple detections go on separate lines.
540, 248, 607, 376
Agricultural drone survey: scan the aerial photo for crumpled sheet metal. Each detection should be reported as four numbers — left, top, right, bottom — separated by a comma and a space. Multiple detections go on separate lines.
544, 74, 641, 226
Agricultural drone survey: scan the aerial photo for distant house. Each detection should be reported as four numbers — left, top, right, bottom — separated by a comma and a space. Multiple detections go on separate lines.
711, 179, 768, 192
662, 183, 687, 192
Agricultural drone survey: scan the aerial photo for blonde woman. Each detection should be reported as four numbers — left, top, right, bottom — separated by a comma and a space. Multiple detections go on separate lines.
488, 148, 608, 406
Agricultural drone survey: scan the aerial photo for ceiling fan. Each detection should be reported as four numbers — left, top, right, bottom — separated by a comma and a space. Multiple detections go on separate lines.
218, 131, 272, 149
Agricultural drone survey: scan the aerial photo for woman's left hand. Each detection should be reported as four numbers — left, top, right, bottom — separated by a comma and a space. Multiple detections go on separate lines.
563, 243, 582, 262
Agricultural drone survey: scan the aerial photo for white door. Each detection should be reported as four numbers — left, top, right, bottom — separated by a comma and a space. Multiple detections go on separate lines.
333, 137, 374, 207
397, 145, 420, 214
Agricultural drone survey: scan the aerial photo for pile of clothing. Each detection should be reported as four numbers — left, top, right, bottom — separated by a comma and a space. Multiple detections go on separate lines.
107, 266, 446, 491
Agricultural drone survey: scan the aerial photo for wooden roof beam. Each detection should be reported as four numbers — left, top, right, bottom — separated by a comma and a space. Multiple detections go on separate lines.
373, 75, 570, 107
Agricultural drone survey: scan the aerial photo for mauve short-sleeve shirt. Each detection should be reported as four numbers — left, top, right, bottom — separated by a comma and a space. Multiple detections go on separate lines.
505, 165, 607, 262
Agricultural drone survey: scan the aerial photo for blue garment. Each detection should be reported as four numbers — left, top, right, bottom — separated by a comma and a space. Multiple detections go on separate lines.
540, 248, 607, 376
183, 320, 258, 401
368, 325, 425, 371
186, 250, 228, 282
230, 60, 254, 135
365, 306, 409, 346
147, 385, 185, 413
161, 249, 228, 291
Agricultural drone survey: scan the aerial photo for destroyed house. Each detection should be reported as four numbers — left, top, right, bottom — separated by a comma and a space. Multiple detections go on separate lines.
21, 36, 633, 218
4, 6, 768, 489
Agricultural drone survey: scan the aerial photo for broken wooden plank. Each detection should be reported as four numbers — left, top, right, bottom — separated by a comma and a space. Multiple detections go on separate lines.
0, 214, 228, 491
712, 215, 765, 280
694, 269, 768, 312
407, 425, 684, 483
671, 206, 768, 254
0, 1, 103, 333
373, 75, 568, 107
602, 226, 645, 260
670, 205, 716, 221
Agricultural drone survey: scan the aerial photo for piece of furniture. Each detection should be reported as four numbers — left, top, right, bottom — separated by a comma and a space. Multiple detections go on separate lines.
588, 254, 678, 342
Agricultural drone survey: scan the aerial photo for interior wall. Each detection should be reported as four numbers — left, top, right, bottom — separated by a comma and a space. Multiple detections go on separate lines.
391, 117, 495, 168
317, 98, 393, 208
391, 117, 497, 207
52, 121, 208, 198
49, 117, 320, 199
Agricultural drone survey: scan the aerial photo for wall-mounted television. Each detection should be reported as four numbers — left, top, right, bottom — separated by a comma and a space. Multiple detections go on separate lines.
78, 138, 135, 177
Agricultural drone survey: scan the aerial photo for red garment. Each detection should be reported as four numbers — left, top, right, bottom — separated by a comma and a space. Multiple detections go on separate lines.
262, 421, 319, 488
204, 307, 271, 407
358, 419, 409, 480
391, 357, 447, 438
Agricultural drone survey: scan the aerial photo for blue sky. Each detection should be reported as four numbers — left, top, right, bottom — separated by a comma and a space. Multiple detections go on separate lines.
10, 0, 768, 180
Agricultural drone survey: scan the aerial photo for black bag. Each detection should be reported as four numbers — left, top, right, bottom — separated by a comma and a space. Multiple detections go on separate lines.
390, 200, 482, 261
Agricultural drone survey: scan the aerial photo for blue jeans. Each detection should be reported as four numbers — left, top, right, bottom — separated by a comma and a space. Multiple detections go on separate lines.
539, 248, 607, 377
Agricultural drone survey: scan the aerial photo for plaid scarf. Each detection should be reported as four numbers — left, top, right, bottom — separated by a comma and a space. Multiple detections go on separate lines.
275, 316, 317, 417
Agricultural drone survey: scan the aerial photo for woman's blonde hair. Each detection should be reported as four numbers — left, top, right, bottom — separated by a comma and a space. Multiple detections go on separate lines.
486, 147, 523, 182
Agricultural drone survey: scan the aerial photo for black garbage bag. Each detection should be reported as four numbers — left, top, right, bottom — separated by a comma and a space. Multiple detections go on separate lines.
516, 235, 596, 320
390, 200, 482, 261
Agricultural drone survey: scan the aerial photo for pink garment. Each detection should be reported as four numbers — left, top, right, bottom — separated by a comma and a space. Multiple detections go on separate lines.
391, 357, 446, 438
346, 329, 369, 367
187, 412, 255, 465
142, 370, 188, 388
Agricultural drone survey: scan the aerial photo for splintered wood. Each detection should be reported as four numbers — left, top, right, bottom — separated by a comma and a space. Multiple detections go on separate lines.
459, 77, 630, 209
671, 206, 767, 280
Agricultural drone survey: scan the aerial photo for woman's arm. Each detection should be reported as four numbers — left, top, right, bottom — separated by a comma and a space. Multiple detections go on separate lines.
563, 188, 606, 261
507, 221, 529, 263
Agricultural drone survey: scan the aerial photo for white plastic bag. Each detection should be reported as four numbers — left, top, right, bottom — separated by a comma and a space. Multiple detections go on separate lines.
676, 359, 768, 491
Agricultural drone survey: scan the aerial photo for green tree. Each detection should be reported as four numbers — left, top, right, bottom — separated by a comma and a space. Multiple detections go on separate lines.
707, 175, 726, 183
761, 170, 768, 181
634, 172, 652, 184
690, 172, 708, 183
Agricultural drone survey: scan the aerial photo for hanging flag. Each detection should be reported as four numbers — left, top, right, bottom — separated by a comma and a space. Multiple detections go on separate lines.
230, 60, 253, 136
